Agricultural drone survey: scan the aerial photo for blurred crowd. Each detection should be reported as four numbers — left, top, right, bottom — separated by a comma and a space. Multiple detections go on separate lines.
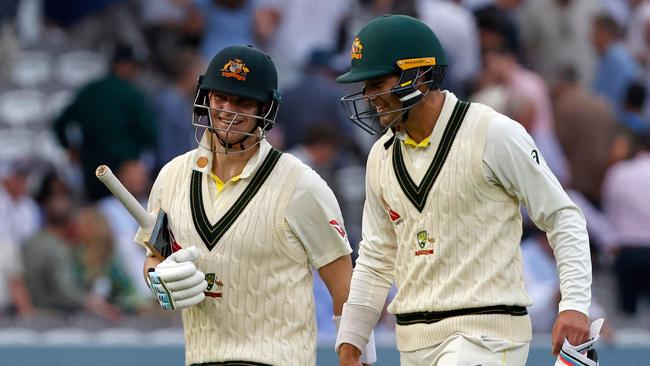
0, 0, 650, 341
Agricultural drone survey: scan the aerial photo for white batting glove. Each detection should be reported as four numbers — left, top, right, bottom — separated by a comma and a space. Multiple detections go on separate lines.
147, 247, 207, 310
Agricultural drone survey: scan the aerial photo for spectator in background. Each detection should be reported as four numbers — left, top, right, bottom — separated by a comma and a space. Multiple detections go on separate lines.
0, 0, 19, 79
0, 160, 40, 248
155, 48, 204, 170
602, 130, 650, 316
76, 206, 144, 313
139, 0, 196, 71
42, 0, 146, 51
53, 43, 157, 202
274, 50, 354, 151
553, 66, 617, 206
473, 0, 523, 63
521, 230, 610, 334
521, 231, 560, 333
620, 82, 650, 134
255, 0, 349, 86
98, 160, 153, 301
625, 0, 650, 63
518, 0, 600, 86
22, 184, 121, 323
591, 13, 642, 113
287, 124, 341, 182
188, 0, 256, 62
416, 0, 481, 98
477, 15, 555, 133
0, 239, 33, 317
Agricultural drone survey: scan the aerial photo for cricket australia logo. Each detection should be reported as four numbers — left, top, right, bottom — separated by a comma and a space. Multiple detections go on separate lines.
351, 37, 363, 59
415, 230, 435, 256
221, 59, 249, 80
204, 273, 223, 298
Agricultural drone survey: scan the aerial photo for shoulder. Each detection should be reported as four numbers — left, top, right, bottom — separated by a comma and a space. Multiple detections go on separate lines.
485, 112, 532, 150
295, 167, 330, 195
280, 152, 328, 192
280, 150, 310, 169
156, 150, 195, 182
488, 112, 528, 136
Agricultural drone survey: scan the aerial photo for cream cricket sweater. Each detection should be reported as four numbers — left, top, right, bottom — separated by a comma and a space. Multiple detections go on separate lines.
368, 100, 532, 351
137, 143, 319, 365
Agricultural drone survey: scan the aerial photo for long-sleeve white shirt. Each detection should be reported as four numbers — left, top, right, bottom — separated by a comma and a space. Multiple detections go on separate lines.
349, 94, 591, 318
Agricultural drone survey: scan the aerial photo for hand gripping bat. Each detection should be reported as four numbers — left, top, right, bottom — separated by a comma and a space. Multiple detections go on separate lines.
96, 165, 172, 260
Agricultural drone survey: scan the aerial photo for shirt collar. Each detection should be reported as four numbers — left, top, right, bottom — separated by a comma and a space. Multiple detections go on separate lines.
395, 90, 458, 149
191, 130, 272, 179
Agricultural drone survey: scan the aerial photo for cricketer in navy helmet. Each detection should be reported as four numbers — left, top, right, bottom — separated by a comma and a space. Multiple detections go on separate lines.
135, 45, 375, 366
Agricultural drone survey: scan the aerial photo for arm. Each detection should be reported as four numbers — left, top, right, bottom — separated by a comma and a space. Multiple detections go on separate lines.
52, 100, 80, 162
318, 255, 352, 316
284, 169, 370, 361
8, 277, 34, 316
133, 92, 158, 151
254, 1, 281, 46
52, 102, 75, 149
337, 146, 396, 364
319, 255, 378, 365
483, 116, 591, 354
3, 244, 33, 316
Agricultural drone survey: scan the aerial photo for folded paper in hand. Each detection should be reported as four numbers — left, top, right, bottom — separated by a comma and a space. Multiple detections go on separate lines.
555, 318, 605, 366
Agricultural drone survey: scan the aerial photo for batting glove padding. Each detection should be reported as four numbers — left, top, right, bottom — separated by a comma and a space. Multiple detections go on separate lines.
148, 247, 207, 310
554, 318, 605, 366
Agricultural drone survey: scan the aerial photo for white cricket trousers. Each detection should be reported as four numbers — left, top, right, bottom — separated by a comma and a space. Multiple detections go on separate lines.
399, 333, 530, 366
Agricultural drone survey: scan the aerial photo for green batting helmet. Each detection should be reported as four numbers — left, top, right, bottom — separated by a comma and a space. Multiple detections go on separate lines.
337, 14, 447, 83
197, 45, 281, 104
192, 45, 282, 152
337, 15, 448, 135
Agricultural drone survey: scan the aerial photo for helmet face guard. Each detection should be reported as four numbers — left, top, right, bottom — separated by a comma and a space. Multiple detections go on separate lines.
340, 63, 445, 135
192, 88, 279, 154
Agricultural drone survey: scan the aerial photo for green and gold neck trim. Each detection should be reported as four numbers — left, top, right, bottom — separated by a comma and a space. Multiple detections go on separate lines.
392, 100, 470, 212
190, 148, 283, 250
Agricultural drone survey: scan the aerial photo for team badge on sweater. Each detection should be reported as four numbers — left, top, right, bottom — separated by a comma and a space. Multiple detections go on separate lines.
204, 273, 223, 298
415, 230, 435, 256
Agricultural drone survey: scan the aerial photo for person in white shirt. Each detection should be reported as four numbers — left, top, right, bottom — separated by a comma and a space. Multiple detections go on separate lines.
0, 160, 40, 248
602, 130, 650, 316
334, 15, 592, 366
134, 45, 374, 366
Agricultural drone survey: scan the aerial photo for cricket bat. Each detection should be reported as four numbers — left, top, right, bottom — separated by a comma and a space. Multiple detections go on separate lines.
95, 165, 172, 260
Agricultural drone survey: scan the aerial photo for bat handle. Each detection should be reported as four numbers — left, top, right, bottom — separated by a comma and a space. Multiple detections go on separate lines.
95, 165, 155, 230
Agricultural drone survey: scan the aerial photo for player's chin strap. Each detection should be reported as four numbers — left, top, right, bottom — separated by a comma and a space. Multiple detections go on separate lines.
213, 123, 261, 153
383, 66, 433, 150
392, 68, 427, 114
